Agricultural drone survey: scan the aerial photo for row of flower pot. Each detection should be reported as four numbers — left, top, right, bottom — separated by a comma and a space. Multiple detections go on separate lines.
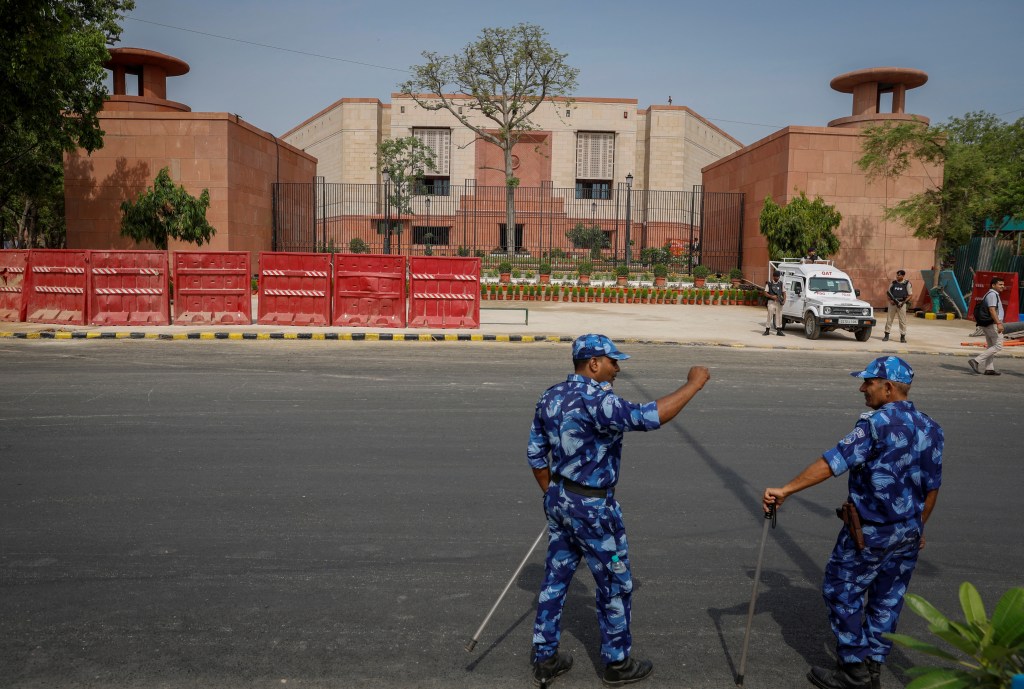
482, 284, 767, 306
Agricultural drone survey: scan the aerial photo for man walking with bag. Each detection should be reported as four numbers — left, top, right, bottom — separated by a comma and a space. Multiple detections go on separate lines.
763, 356, 943, 689
969, 277, 1007, 375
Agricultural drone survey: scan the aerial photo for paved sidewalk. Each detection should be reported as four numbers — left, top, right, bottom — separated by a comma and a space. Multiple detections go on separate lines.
2, 302, 1018, 359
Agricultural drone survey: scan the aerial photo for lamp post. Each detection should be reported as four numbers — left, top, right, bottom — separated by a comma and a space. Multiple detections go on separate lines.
382, 168, 392, 254
624, 173, 634, 266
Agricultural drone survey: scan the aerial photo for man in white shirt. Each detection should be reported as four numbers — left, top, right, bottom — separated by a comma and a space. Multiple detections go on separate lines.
968, 277, 1007, 376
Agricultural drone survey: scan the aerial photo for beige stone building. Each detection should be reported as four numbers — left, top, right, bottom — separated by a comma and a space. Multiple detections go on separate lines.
278, 94, 741, 259
283, 94, 741, 192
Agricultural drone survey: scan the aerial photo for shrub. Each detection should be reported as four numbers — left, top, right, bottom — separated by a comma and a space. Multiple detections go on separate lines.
729, 267, 744, 280
539, 262, 552, 275
886, 582, 1024, 689
498, 261, 513, 274
615, 264, 629, 278
653, 263, 668, 278
457, 245, 470, 257
693, 264, 711, 279
577, 261, 593, 276
348, 237, 370, 254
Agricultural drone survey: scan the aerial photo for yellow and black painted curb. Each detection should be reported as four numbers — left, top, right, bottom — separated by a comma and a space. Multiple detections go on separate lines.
915, 311, 957, 320
0, 331, 577, 343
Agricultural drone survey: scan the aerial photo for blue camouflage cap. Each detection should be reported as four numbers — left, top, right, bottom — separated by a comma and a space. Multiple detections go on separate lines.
572, 333, 630, 361
850, 356, 914, 384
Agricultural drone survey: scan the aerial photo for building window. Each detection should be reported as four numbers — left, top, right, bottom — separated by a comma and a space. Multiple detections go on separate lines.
414, 177, 450, 196
497, 223, 526, 254
412, 226, 450, 246
576, 131, 614, 196
575, 181, 611, 200
413, 127, 451, 177
375, 220, 402, 235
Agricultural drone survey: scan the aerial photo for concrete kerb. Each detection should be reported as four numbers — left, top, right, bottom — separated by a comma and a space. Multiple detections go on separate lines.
1, 303, 1021, 360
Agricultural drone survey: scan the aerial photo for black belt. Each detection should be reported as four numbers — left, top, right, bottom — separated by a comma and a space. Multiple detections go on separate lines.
554, 476, 614, 498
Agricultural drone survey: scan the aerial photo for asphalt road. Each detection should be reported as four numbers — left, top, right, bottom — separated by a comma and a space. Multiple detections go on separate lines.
1, 341, 1020, 689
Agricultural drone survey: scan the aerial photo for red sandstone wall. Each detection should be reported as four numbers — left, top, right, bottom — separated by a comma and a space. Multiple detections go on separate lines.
702, 126, 942, 305
65, 112, 315, 261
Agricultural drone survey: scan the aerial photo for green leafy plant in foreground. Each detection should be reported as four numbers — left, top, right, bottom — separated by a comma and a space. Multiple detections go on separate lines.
885, 582, 1024, 689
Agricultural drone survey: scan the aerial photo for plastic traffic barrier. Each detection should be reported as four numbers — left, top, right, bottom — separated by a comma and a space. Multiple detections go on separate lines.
173, 251, 252, 325
332, 253, 406, 327
407, 256, 480, 329
257, 252, 331, 326
88, 250, 170, 325
25, 249, 89, 324
0, 250, 29, 322
968, 271, 1020, 323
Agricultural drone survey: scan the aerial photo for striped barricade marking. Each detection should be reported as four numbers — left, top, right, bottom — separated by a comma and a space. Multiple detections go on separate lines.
92, 268, 163, 275
0, 286, 21, 293
262, 270, 329, 278
93, 288, 164, 295
32, 264, 84, 272
410, 274, 477, 281
263, 289, 326, 297
34, 286, 85, 294
412, 293, 475, 300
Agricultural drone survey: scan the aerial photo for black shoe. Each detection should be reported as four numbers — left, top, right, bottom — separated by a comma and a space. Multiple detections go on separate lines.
900, 335, 906, 343
882, 333, 889, 342
763, 328, 770, 336
533, 651, 573, 687
603, 656, 653, 686
984, 370, 1001, 376
865, 659, 881, 689
777, 330, 785, 336
807, 662, 870, 689
968, 359, 980, 374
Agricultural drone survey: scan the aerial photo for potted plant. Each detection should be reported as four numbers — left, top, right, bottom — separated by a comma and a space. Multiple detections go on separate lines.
615, 264, 630, 286
693, 264, 710, 287
728, 267, 744, 287
538, 261, 552, 285
577, 261, 593, 285
498, 260, 513, 283
653, 263, 668, 288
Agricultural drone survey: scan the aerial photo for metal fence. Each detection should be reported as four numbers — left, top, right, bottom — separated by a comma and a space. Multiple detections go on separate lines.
273, 181, 744, 274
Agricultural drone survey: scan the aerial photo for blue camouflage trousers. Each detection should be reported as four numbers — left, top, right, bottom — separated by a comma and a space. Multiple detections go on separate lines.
822, 524, 921, 663
532, 484, 632, 666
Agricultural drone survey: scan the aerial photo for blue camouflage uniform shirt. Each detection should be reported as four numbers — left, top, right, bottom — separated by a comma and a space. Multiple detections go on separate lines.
823, 400, 943, 540
527, 374, 661, 487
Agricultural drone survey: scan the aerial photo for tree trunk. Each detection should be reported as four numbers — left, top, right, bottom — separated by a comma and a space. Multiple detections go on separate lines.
505, 148, 516, 259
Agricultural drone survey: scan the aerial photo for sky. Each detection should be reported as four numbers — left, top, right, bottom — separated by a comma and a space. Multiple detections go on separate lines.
113, 0, 1024, 146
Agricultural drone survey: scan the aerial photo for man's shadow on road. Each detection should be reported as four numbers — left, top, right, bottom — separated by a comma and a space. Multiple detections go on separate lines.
465, 562, 642, 680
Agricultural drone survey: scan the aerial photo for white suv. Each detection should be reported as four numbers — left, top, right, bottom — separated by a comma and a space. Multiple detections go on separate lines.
772, 259, 876, 341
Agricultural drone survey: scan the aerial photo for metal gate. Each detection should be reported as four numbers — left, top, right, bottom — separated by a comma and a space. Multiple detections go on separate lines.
272, 182, 744, 273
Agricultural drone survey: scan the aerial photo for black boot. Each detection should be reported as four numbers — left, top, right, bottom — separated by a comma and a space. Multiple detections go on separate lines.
603, 656, 653, 686
807, 661, 870, 689
533, 651, 573, 687
882, 333, 889, 342
763, 328, 770, 336
900, 335, 906, 344
777, 329, 785, 336
865, 659, 881, 689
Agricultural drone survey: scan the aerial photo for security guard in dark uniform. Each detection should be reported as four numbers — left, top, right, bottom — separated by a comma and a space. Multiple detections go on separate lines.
882, 270, 912, 343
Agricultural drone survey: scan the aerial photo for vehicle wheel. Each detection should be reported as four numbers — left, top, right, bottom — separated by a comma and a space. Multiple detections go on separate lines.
804, 313, 821, 340
855, 326, 872, 342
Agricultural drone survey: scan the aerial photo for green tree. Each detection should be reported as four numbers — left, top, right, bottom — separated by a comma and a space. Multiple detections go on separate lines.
119, 168, 216, 250
759, 191, 842, 261
375, 136, 437, 216
0, 0, 135, 248
857, 112, 1024, 274
566, 222, 609, 259
399, 23, 579, 257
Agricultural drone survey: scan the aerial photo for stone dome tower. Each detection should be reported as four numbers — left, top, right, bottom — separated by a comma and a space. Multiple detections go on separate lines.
828, 67, 928, 128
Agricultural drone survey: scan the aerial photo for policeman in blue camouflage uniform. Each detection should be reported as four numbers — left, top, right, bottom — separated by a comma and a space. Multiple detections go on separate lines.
527, 334, 710, 687
763, 356, 943, 689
